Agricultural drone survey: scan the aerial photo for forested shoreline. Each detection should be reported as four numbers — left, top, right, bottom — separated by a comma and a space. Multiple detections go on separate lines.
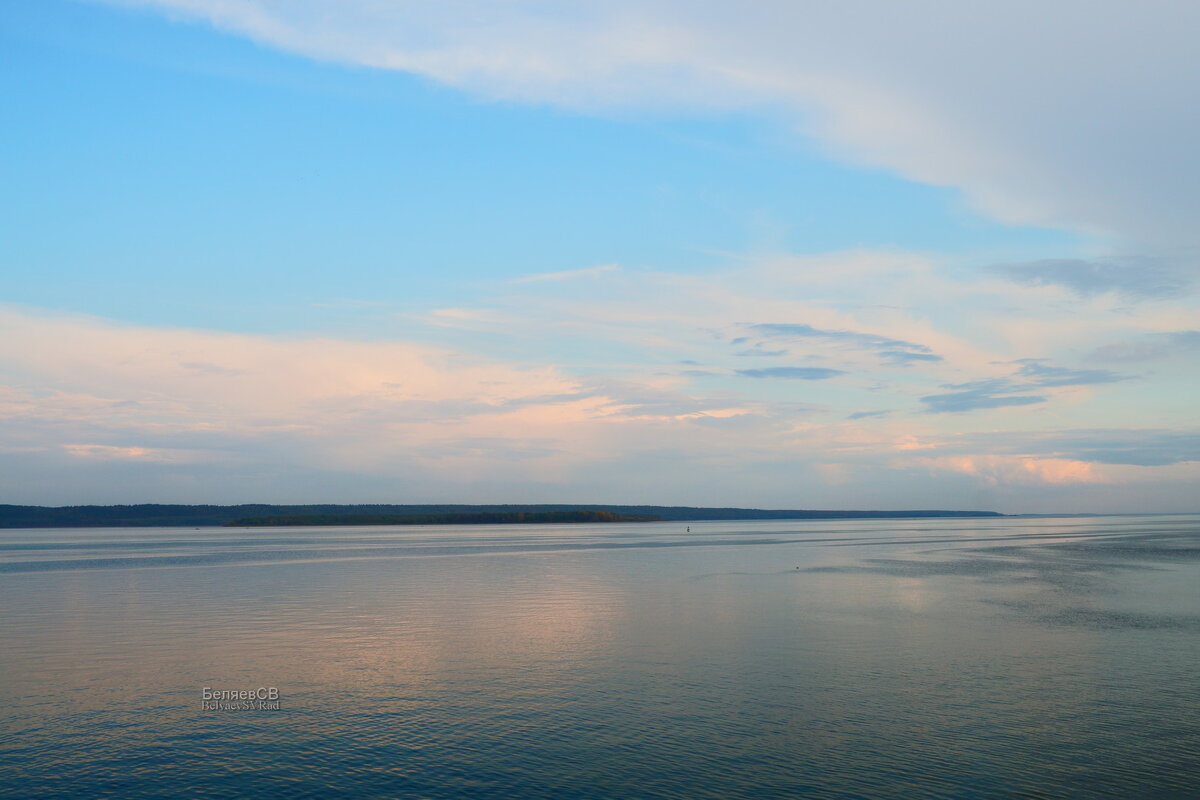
0, 503, 1002, 528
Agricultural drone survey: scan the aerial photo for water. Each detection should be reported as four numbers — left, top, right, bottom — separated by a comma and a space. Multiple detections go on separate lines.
1, 516, 1198, 798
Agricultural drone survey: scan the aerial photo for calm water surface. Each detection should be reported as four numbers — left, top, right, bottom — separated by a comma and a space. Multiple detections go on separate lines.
1, 516, 1198, 798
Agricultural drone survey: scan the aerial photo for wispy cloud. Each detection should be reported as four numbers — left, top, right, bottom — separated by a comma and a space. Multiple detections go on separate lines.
1011, 359, 1129, 387
959, 429, 1200, 467
921, 359, 1131, 413
847, 410, 890, 420
735, 366, 844, 380
61, 444, 198, 463
879, 350, 942, 366
921, 381, 1047, 414
747, 322, 928, 352
511, 264, 619, 284
1090, 330, 1200, 362
743, 323, 939, 367
988, 258, 1192, 299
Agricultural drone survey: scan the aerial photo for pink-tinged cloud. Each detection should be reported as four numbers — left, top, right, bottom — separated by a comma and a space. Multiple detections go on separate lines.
0, 294, 1195, 510
62, 444, 194, 463
913, 455, 1106, 486
0, 307, 790, 491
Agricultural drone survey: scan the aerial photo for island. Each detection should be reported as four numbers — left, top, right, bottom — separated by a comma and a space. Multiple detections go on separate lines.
0, 504, 1003, 528
224, 510, 661, 526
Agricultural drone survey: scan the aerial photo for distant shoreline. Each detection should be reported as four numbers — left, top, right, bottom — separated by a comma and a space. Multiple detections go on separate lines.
225, 511, 661, 527
0, 503, 1003, 528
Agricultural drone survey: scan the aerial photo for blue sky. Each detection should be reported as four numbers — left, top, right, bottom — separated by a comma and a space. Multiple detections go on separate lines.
2, 0, 1198, 511
2, 1, 1079, 329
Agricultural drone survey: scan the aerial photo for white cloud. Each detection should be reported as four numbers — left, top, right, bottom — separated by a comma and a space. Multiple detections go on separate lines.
511, 264, 620, 284
115, 0, 1200, 249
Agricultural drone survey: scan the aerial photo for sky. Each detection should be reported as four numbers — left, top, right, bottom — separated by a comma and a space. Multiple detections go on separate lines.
2, 0, 1198, 512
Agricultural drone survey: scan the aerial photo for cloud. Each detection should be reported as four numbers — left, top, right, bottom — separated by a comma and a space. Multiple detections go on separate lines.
747, 323, 927, 352
179, 361, 247, 376
913, 455, 1106, 486
1090, 330, 1200, 362
920, 381, 1047, 414
735, 366, 843, 380
920, 358, 1131, 413
1, 232, 1195, 508
1056, 432, 1200, 468
0, 306, 595, 469
61, 444, 195, 462
743, 322, 939, 366
511, 264, 619, 284
963, 429, 1200, 468
847, 410, 890, 420
734, 346, 788, 357
0, 306, 835, 502
112, 0, 1200, 250
878, 350, 942, 366
405, 250, 1170, 427
414, 437, 562, 461
988, 258, 1192, 299
1011, 359, 1128, 388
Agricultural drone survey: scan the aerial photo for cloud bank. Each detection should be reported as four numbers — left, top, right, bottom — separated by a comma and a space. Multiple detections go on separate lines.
3, 237, 1196, 511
